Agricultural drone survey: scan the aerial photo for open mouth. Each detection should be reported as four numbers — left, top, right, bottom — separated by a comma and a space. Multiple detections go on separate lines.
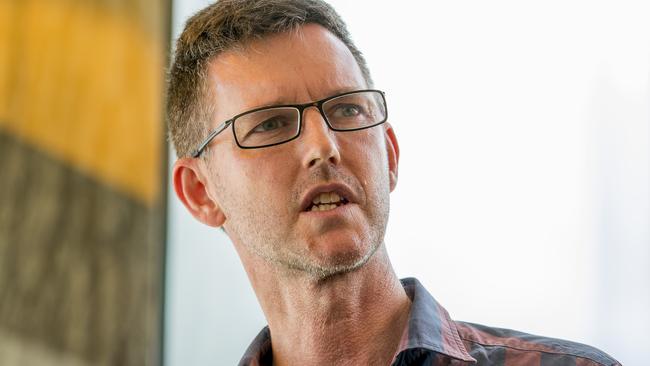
305, 192, 350, 212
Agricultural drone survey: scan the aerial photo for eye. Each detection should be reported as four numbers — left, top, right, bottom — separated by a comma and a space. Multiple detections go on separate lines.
252, 117, 288, 132
333, 104, 363, 118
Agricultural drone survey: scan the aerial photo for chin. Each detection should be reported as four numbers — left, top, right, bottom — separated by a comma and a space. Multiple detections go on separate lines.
298, 235, 380, 280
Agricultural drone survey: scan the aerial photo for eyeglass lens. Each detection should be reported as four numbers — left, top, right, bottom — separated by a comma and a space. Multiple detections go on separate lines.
233, 90, 386, 148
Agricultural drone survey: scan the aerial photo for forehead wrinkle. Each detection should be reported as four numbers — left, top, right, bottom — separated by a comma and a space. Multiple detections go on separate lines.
208, 25, 366, 123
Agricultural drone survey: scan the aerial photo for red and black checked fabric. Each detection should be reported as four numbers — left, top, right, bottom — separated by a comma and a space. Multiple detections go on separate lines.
239, 278, 621, 366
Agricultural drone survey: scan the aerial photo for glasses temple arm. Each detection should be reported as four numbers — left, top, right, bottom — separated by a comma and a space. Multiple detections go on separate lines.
191, 120, 232, 158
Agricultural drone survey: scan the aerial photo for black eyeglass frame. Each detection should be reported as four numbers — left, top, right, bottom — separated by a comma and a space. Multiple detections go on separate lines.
191, 89, 387, 157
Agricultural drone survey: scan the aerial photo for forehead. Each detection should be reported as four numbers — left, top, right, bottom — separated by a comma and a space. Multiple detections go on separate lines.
207, 24, 367, 121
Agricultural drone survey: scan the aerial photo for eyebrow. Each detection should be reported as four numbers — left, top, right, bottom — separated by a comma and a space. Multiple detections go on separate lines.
252, 86, 362, 109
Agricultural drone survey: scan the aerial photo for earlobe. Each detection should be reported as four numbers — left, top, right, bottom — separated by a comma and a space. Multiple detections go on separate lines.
173, 158, 226, 227
384, 124, 400, 192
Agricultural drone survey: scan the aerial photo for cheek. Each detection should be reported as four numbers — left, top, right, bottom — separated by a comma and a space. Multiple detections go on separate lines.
220, 151, 297, 217
341, 130, 389, 182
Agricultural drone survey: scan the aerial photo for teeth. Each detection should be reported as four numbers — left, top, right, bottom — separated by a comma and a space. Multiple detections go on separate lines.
322, 204, 336, 211
321, 193, 331, 204
308, 192, 344, 211
310, 203, 338, 212
312, 192, 342, 205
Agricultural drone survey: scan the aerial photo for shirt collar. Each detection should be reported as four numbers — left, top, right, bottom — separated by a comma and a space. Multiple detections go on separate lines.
394, 277, 476, 363
239, 277, 476, 365
239, 326, 272, 366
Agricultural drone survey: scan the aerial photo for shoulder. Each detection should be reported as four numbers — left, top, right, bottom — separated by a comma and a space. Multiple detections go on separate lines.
454, 321, 621, 366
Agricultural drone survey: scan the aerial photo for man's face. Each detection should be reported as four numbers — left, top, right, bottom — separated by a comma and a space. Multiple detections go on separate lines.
202, 24, 398, 278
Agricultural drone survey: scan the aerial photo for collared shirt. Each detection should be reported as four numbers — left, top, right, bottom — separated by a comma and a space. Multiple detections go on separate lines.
239, 277, 621, 366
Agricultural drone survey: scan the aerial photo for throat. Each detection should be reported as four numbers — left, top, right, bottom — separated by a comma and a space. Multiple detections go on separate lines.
266, 275, 412, 366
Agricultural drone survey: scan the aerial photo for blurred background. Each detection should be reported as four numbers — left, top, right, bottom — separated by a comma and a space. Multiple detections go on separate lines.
1, 1, 648, 366
0, 0, 169, 365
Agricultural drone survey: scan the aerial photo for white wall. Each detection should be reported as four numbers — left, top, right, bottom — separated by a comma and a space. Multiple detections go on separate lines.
164, 2, 266, 366
165, 1, 650, 365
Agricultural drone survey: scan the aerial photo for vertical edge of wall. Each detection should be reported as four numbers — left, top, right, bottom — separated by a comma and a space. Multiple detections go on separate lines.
158, 0, 173, 364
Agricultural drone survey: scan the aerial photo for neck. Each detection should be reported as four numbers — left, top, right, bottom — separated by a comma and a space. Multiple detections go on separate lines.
241, 244, 411, 366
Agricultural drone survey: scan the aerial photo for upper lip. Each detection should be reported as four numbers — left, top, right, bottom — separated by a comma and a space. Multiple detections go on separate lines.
300, 182, 357, 212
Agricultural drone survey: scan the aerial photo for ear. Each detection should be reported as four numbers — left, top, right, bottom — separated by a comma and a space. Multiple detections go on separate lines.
383, 123, 400, 192
172, 158, 226, 227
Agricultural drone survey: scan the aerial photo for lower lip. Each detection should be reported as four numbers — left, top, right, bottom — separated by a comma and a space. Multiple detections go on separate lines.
301, 203, 355, 217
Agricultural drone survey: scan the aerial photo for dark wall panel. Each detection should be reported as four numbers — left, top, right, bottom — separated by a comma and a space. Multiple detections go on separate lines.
0, 130, 164, 365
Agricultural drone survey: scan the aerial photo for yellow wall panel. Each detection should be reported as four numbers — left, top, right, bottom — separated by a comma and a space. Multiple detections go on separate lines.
0, 1, 164, 205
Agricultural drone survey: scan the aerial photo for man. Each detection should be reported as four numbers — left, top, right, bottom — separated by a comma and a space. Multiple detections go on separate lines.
167, 1, 621, 365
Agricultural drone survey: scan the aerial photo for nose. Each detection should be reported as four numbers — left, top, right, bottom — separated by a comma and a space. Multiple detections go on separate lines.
300, 106, 341, 169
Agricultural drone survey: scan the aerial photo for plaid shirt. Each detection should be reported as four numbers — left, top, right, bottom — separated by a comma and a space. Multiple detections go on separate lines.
239, 277, 620, 366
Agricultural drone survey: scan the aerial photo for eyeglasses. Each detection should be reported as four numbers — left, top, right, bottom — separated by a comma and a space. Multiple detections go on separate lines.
192, 89, 387, 157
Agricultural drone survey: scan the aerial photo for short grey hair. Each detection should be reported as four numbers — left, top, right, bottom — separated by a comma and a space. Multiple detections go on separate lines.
166, 0, 373, 158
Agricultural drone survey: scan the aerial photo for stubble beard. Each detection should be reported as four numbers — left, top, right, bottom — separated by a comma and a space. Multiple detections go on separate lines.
249, 184, 389, 281
213, 162, 391, 281
247, 203, 388, 281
